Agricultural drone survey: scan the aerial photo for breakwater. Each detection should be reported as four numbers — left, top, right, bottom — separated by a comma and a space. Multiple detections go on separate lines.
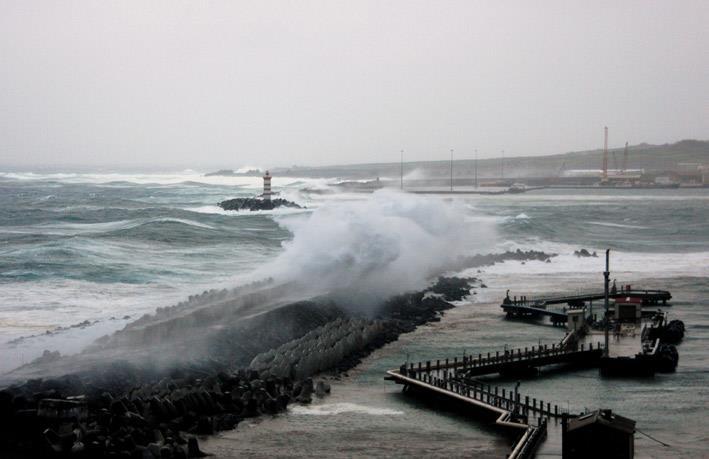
0, 250, 558, 457
0, 366, 325, 457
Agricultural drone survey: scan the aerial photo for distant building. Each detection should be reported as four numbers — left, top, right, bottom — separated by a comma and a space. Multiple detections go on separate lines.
676, 163, 706, 185
263, 170, 272, 201
562, 409, 635, 458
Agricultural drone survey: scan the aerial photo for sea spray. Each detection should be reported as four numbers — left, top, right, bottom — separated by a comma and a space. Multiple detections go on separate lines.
254, 189, 496, 310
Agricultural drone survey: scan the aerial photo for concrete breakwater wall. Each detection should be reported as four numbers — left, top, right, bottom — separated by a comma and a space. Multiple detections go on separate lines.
0, 366, 324, 457
250, 318, 387, 379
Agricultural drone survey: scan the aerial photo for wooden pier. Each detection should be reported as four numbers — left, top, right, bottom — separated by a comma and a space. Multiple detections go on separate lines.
395, 341, 603, 379
501, 288, 672, 325
386, 341, 605, 457
386, 368, 552, 458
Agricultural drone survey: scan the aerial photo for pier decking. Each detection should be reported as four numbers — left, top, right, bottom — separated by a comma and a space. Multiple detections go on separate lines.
386, 342, 605, 457
386, 367, 552, 458
501, 288, 672, 325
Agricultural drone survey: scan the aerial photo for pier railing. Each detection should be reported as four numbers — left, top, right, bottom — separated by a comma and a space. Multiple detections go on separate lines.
508, 418, 547, 459
385, 342, 596, 459
508, 288, 671, 308
400, 341, 604, 378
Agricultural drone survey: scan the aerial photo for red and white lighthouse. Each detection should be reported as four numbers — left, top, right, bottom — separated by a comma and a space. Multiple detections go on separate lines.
263, 170, 272, 201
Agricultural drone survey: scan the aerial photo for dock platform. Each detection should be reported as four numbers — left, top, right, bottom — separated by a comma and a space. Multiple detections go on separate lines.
501, 288, 671, 325
386, 341, 605, 457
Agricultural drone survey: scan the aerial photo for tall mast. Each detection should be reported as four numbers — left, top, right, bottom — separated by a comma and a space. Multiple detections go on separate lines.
604, 249, 610, 357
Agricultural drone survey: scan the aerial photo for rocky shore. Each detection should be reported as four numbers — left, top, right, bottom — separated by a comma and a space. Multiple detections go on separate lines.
218, 197, 302, 211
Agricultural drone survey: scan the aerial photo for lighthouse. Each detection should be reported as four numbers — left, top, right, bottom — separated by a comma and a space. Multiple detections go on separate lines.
262, 170, 272, 201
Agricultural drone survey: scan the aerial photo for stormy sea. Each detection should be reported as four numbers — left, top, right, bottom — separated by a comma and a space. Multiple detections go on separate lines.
1, 171, 708, 457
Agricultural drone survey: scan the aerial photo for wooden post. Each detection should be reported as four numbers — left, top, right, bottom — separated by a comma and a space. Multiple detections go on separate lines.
555, 405, 558, 416
426, 361, 430, 372
525, 395, 529, 413
547, 402, 551, 415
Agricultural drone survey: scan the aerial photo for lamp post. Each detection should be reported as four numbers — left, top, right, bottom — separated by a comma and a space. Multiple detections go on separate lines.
400, 149, 404, 190
450, 149, 454, 191
501, 150, 505, 179
474, 149, 478, 188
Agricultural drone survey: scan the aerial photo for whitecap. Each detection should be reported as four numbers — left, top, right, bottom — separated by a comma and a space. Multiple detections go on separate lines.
587, 221, 648, 229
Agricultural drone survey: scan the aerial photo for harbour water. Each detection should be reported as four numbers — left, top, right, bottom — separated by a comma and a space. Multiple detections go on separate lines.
1, 171, 708, 456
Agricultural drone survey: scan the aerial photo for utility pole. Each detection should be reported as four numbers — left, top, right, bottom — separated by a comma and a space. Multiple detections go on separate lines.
400, 149, 404, 190
603, 249, 610, 357
450, 149, 454, 192
474, 149, 478, 188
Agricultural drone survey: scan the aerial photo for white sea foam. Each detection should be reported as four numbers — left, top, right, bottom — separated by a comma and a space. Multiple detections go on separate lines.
1, 217, 216, 236
254, 189, 497, 306
0, 170, 332, 190
462, 239, 709, 280
290, 402, 403, 416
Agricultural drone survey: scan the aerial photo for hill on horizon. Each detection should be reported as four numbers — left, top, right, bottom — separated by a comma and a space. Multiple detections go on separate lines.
269, 139, 709, 179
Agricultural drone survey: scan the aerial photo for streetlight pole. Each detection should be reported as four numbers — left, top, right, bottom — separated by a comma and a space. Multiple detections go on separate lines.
400, 149, 404, 191
474, 149, 478, 188
501, 150, 505, 179
450, 149, 454, 192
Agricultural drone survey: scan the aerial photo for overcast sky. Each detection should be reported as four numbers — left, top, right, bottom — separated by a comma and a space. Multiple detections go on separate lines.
1, 1, 708, 170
